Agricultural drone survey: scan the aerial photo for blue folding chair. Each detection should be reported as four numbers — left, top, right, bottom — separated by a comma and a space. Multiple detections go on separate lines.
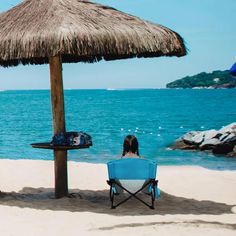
107, 158, 160, 209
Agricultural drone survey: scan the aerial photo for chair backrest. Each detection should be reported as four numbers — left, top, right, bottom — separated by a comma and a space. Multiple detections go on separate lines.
107, 158, 157, 180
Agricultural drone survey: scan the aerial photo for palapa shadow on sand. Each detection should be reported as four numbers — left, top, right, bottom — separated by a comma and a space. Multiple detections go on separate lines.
0, 188, 235, 216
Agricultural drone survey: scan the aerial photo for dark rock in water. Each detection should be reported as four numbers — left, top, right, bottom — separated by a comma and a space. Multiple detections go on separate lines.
191, 132, 205, 144
200, 138, 221, 150
171, 122, 236, 158
171, 140, 198, 150
219, 132, 230, 142
214, 133, 222, 139
182, 131, 200, 145
219, 123, 236, 133
203, 129, 218, 141
212, 143, 234, 155
222, 134, 236, 145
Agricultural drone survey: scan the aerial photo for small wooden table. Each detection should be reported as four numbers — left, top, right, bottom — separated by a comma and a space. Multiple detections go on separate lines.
31, 142, 92, 150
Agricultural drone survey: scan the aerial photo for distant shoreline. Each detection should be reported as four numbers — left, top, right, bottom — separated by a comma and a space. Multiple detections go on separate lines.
166, 70, 236, 89
1, 87, 236, 91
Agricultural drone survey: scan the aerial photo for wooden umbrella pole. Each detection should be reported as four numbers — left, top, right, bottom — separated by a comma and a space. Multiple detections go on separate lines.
49, 55, 68, 198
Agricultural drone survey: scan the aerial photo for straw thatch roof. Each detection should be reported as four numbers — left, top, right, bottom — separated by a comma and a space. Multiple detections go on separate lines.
0, 0, 187, 67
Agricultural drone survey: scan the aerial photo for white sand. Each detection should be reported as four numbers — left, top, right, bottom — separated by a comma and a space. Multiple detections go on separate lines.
0, 159, 236, 236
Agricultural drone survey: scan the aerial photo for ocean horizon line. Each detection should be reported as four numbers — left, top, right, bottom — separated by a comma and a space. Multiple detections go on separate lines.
1, 87, 236, 92
0, 88, 167, 91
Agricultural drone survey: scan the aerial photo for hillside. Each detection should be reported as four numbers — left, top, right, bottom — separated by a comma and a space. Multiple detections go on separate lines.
166, 70, 236, 89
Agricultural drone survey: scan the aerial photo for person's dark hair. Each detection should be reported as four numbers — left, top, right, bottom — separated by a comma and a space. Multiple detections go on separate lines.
122, 135, 140, 156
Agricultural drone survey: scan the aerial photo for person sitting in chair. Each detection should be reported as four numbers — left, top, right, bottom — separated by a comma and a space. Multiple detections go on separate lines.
107, 135, 160, 208
122, 135, 141, 158
114, 134, 148, 194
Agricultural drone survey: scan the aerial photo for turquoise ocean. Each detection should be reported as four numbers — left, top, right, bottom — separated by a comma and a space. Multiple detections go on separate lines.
0, 89, 236, 170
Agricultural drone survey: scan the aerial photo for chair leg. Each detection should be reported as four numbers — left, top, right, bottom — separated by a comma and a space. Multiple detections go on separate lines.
107, 180, 118, 209
107, 179, 159, 209
114, 180, 155, 209
109, 186, 116, 209
151, 186, 155, 209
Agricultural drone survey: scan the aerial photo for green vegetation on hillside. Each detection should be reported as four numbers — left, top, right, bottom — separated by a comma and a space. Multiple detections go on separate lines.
166, 70, 236, 88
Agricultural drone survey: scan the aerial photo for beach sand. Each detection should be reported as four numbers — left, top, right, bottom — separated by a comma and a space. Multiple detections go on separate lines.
0, 159, 236, 235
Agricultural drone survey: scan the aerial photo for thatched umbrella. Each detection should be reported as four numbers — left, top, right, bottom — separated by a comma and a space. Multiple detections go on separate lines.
0, 0, 186, 198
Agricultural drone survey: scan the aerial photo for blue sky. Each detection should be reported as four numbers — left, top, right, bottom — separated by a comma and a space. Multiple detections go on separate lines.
0, 0, 236, 89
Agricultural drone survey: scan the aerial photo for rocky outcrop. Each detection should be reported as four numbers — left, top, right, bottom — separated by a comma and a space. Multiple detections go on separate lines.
171, 123, 236, 157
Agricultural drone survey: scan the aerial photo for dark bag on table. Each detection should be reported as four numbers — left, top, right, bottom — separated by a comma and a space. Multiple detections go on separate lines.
51, 131, 92, 146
